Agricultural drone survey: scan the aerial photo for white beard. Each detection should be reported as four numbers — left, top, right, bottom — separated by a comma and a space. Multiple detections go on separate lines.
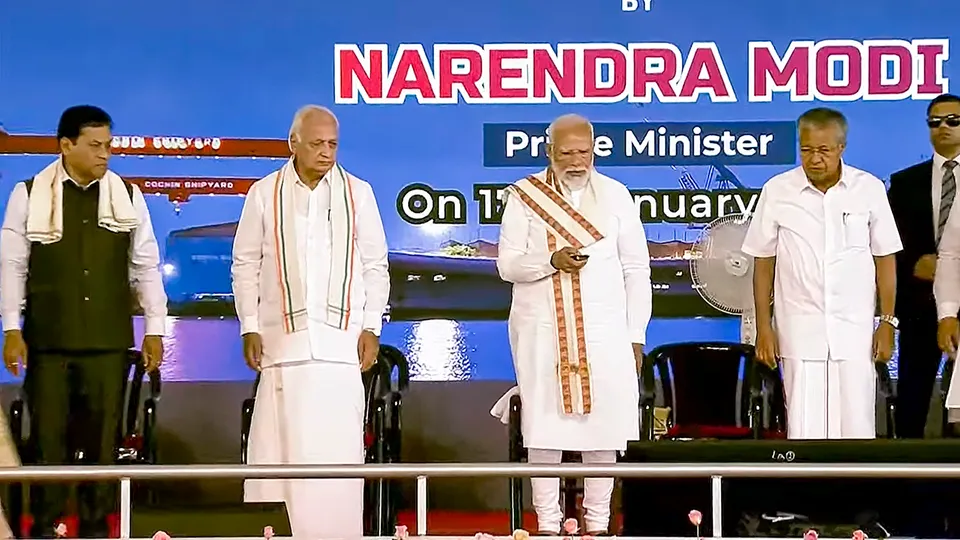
558, 169, 590, 190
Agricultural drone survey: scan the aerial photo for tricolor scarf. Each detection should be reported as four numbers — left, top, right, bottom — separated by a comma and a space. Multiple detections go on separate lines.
272, 161, 357, 333
506, 169, 605, 415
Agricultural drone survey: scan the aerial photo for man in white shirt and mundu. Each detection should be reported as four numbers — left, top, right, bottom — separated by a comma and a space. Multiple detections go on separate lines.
497, 114, 652, 535
742, 107, 902, 439
231, 105, 390, 538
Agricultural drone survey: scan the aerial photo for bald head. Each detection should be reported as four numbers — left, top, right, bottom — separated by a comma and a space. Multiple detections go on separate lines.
289, 105, 339, 182
547, 114, 595, 187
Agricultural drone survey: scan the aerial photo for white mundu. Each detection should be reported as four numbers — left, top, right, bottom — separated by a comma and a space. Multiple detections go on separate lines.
232, 155, 389, 537
497, 166, 652, 533
742, 164, 902, 439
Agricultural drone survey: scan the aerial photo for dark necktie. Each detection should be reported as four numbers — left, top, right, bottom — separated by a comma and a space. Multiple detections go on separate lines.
937, 160, 958, 245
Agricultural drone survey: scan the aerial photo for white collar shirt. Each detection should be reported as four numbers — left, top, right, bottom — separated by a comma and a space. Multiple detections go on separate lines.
741, 164, 903, 361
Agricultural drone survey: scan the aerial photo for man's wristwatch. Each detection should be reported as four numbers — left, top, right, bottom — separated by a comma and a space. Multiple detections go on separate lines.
879, 314, 899, 329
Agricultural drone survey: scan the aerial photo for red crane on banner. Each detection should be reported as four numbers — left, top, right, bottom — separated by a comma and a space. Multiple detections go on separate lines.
0, 127, 287, 212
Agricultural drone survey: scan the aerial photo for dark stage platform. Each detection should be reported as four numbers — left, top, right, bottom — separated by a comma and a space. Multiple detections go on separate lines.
622, 439, 960, 539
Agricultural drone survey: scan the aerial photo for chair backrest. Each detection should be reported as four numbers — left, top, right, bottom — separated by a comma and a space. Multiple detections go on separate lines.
378, 344, 411, 391
362, 345, 410, 428
644, 341, 756, 429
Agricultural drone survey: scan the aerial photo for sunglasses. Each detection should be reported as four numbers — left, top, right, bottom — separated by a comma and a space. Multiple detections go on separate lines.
928, 114, 960, 128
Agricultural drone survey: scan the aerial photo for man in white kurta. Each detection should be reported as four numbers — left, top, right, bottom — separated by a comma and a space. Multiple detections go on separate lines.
232, 105, 390, 538
497, 114, 652, 535
742, 108, 901, 439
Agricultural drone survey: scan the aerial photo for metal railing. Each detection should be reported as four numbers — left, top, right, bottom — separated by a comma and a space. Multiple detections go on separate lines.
4, 462, 960, 538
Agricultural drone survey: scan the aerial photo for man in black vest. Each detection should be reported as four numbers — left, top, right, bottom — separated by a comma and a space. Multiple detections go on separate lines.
0, 106, 168, 537
888, 93, 960, 438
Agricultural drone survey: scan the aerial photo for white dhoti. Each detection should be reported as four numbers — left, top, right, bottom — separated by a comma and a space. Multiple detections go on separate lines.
244, 360, 365, 539
781, 357, 877, 439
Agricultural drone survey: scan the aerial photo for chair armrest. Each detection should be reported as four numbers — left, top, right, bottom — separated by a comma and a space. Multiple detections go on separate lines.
367, 397, 389, 463
240, 398, 256, 464
142, 398, 158, 463
9, 399, 24, 444
748, 359, 786, 437
875, 361, 896, 439
148, 370, 162, 401
386, 391, 402, 463
508, 394, 523, 462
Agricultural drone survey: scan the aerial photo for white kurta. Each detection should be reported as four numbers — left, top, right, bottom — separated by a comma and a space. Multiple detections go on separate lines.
497, 170, 652, 451
232, 165, 390, 366
232, 165, 390, 538
742, 164, 903, 439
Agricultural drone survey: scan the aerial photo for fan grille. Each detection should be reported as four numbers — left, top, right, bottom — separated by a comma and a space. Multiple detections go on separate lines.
689, 214, 753, 315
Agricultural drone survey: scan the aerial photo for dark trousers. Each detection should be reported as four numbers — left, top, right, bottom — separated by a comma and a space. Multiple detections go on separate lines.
895, 315, 944, 438
25, 350, 127, 537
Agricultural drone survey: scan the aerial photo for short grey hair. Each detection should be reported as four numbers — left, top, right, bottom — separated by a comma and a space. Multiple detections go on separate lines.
288, 105, 339, 149
546, 113, 594, 140
797, 107, 848, 145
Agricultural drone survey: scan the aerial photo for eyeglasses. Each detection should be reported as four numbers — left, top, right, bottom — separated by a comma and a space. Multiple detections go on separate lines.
927, 114, 960, 128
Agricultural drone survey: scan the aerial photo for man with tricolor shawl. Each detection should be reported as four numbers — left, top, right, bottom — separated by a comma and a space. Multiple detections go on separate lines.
231, 105, 390, 538
497, 114, 652, 535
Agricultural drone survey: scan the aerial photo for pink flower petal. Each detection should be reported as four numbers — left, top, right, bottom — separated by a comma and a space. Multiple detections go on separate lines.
688, 509, 703, 526
563, 518, 580, 534
54, 523, 68, 538
152, 531, 171, 540
852, 530, 867, 540
804, 529, 820, 540
395, 525, 409, 540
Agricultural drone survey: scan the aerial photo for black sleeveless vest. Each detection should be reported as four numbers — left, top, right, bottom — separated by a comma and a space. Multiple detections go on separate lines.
22, 178, 136, 352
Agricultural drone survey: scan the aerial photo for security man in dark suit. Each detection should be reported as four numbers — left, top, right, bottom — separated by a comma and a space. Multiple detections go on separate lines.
0, 106, 168, 537
887, 93, 960, 438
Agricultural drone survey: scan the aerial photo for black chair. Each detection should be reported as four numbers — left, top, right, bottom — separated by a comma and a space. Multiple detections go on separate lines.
639, 342, 786, 441
239, 345, 410, 536
362, 345, 409, 536
7, 349, 161, 537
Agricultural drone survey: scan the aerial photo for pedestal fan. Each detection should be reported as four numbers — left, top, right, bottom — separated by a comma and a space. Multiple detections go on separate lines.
689, 212, 756, 344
